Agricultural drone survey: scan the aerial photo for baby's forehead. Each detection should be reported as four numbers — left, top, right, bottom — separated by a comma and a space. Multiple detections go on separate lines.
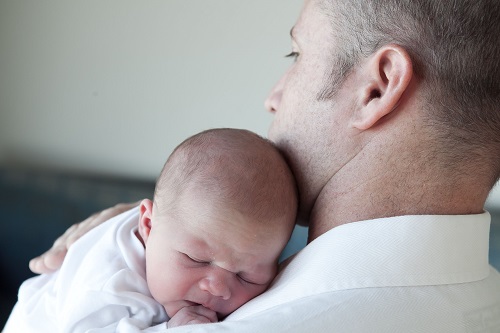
175, 200, 283, 238
178, 200, 274, 231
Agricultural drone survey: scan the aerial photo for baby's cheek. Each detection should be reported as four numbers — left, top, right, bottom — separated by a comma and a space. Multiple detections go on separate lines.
147, 275, 167, 303
146, 266, 175, 303
239, 284, 268, 304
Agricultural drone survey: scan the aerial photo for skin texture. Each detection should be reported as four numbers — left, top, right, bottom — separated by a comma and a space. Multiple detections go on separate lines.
138, 195, 290, 327
136, 129, 297, 327
266, 0, 490, 242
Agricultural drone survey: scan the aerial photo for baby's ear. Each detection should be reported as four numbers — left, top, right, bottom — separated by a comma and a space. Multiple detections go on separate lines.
138, 199, 154, 245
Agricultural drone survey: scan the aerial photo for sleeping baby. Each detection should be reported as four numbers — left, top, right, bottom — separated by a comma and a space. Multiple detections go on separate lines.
4, 128, 297, 332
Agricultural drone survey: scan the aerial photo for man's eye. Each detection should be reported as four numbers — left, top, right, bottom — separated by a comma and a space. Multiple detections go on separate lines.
285, 51, 299, 61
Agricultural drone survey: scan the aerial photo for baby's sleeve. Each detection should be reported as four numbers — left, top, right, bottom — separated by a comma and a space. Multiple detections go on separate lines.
56, 265, 168, 333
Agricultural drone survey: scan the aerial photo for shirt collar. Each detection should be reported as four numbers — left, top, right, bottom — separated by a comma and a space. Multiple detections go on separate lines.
229, 213, 491, 320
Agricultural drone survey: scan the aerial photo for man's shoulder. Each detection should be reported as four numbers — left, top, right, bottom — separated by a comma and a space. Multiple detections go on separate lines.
221, 275, 500, 333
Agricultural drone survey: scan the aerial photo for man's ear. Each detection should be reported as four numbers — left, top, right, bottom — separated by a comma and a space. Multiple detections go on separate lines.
138, 199, 154, 245
352, 44, 413, 130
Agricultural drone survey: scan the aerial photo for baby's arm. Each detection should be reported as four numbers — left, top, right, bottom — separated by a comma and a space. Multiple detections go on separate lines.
29, 201, 140, 274
167, 305, 218, 328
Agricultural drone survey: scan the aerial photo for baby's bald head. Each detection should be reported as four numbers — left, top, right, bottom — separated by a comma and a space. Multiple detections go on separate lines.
154, 128, 297, 230
140, 129, 298, 318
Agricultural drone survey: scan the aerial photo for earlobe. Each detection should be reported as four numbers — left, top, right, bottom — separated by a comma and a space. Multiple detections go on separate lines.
352, 44, 413, 130
138, 199, 154, 245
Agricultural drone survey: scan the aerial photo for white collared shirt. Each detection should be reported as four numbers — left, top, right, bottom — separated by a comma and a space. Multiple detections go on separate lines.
169, 213, 500, 332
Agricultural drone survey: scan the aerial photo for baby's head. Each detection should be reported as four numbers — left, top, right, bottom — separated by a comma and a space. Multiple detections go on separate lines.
138, 128, 297, 320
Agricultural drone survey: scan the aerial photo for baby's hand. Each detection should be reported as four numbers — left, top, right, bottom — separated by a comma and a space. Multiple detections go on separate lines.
167, 305, 218, 328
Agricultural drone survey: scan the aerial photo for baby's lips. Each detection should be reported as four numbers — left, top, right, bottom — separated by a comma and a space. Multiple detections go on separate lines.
189, 299, 220, 315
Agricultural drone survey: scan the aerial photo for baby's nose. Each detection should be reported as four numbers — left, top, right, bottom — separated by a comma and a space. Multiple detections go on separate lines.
199, 269, 232, 300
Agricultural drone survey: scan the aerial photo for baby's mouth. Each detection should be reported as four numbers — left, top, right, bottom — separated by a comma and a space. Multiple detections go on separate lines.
199, 301, 217, 312
188, 300, 223, 318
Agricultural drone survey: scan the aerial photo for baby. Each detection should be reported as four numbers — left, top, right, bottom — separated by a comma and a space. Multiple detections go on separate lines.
4, 128, 297, 332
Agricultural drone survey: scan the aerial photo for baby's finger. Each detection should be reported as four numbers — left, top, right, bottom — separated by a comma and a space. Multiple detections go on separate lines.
167, 305, 218, 328
189, 305, 218, 323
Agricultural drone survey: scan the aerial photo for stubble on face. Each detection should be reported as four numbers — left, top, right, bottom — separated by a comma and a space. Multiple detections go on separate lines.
267, 0, 365, 226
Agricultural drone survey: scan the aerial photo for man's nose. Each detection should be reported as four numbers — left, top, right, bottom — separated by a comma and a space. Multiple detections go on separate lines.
264, 74, 286, 114
199, 268, 232, 300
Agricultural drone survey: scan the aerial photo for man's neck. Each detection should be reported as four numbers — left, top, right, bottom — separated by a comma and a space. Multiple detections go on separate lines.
306, 151, 489, 243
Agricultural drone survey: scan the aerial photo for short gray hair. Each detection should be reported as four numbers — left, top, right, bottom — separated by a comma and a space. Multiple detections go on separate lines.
319, 0, 500, 184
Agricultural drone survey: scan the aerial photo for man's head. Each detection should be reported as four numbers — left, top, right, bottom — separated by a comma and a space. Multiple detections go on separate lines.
266, 0, 500, 227
138, 128, 297, 319
320, 0, 500, 182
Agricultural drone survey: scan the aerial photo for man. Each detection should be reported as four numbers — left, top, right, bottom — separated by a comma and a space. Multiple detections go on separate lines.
30, 0, 500, 331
